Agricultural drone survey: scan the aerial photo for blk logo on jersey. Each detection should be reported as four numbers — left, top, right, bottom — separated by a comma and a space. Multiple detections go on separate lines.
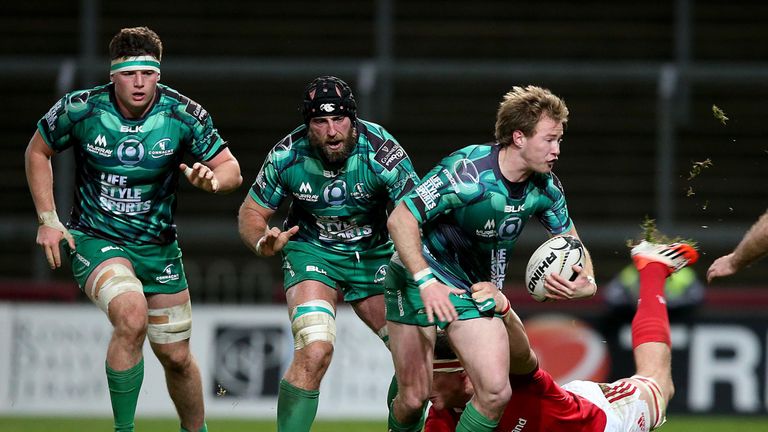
117, 139, 145, 166
323, 180, 347, 205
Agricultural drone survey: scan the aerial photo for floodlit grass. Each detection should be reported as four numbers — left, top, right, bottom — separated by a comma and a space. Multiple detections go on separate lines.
1, 415, 768, 431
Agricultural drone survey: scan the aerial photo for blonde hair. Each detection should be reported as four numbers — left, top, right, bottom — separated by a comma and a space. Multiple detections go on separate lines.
494, 85, 569, 147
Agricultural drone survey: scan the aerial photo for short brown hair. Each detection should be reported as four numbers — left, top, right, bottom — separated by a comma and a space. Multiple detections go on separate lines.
494, 85, 569, 147
109, 27, 163, 61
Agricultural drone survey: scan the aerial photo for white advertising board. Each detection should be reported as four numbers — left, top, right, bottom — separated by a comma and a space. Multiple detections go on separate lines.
0, 302, 393, 419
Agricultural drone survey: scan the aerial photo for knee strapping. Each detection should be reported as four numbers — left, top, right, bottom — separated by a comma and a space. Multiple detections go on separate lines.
290, 300, 336, 350
630, 375, 666, 429
90, 263, 143, 314
147, 301, 192, 344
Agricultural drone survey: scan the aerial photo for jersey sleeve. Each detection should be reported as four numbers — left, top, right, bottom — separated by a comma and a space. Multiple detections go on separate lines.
368, 131, 420, 204
36, 92, 86, 152
180, 98, 227, 161
247, 135, 291, 209
536, 173, 573, 235
402, 149, 479, 225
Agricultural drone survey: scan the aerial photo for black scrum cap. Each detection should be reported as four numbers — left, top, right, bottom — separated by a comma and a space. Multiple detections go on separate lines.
302, 76, 357, 124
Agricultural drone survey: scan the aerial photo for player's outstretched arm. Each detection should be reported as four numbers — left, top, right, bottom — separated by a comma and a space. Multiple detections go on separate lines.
707, 210, 768, 282
25, 130, 75, 269
180, 148, 242, 194
470, 282, 537, 374
238, 198, 297, 257
388, 203, 462, 323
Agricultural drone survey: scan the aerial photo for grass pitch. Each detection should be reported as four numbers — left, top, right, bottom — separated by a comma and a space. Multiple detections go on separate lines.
1, 415, 768, 431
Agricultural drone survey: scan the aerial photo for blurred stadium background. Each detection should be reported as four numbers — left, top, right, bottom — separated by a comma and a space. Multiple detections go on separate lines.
2, 0, 768, 430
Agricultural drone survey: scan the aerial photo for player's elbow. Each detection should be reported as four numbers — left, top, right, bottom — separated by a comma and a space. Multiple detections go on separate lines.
387, 203, 413, 234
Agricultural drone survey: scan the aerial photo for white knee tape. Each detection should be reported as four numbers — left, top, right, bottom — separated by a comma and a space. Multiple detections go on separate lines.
147, 301, 193, 344
630, 375, 667, 429
290, 300, 336, 350
90, 264, 143, 314
146, 300, 192, 344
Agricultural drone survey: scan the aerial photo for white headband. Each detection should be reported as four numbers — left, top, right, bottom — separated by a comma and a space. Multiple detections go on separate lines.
110, 55, 160, 75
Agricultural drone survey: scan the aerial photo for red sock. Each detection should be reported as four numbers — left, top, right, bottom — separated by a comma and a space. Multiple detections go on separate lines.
631, 262, 671, 348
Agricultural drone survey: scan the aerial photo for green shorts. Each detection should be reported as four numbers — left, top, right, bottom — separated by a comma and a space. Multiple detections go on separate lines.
281, 240, 392, 302
384, 258, 496, 329
65, 229, 188, 295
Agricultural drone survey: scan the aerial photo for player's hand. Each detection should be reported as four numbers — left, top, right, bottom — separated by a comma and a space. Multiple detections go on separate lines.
420, 282, 463, 324
707, 253, 738, 282
36, 224, 75, 270
470, 282, 509, 314
180, 162, 220, 193
256, 225, 299, 256
543, 265, 596, 300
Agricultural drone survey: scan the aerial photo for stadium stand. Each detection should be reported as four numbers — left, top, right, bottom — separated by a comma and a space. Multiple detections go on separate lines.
3, 0, 768, 301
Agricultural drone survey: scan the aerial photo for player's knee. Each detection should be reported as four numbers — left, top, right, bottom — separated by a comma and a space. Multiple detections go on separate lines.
396, 390, 429, 413
476, 382, 512, 413
147, 300, 193, 344
297, 340, 334, 373
91, 263, 144, 315
291, 299, 336, 350
113, 305, 148, 340
629, 375, 669, 429
154, 343, 193, 371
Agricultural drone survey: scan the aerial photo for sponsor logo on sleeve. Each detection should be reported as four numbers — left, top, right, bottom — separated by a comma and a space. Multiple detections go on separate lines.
414, 174, 444, 211
373, 140, 407, 171
44, 99, 64, 132
185, 100, 209, 123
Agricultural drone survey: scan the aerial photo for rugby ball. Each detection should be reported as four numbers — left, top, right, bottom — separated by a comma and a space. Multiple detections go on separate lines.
525, 235, 585, 302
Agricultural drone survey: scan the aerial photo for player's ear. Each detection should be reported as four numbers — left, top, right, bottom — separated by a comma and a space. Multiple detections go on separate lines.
512, 130, 525, 148
156, 72, 161, 82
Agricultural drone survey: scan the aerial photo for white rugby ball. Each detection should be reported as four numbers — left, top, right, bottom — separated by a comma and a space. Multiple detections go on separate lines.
525, 235, 585, 302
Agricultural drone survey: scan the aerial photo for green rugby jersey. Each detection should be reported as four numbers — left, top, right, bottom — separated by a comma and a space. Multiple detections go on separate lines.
248, 119, 419, 253
403, 144, 573, 291
37, 83, 227, 245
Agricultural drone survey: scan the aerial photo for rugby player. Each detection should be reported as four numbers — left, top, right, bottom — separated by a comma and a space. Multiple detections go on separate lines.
238, 76, 419, 431
385, 86, 596, 432
425, 241, 699, 432
25, 26, 242, 432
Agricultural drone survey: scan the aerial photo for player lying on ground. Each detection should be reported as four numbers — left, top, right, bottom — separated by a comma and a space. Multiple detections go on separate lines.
425, 240, 699, 432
